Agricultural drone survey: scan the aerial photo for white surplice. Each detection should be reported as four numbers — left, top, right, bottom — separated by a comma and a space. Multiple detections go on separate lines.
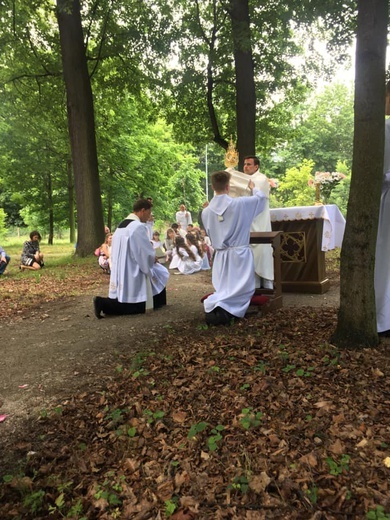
375, 118, 390, 332
228, 168, 274, 284
202, 188, 267, 317
109, 214, 169, 304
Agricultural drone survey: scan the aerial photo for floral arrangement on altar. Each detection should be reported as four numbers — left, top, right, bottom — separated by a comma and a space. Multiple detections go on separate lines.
308, 171, 346, 204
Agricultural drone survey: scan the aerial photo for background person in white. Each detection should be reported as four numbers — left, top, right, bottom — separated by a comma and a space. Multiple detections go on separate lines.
175, 204, 192, 232
93, 199, 169, 318
375, 80, 390, 336
201, 170, 268, 325
242, 155, 274, 290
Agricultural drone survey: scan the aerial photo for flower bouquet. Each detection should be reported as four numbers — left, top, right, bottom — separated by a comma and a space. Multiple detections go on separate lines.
308, 171, 346, 205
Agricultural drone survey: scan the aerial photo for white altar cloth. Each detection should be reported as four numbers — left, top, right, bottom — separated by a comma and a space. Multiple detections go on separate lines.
270, 204, 346, 251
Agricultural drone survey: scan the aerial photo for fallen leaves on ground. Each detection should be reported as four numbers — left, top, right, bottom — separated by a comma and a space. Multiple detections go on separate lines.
1, 303, 389, 519
0, 260, 104, 321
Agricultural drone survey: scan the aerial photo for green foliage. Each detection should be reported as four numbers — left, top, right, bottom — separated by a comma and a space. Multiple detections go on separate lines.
239, 408, 262, 430
366, 506, 390, 519
326, 454, 351, 475
23, 489, 45, 513
188, 421, 208, 439
165, 497, 179, 517
207, 425, 225, 452
0, 207, 6, 238
227, 475, 249, 494
274, 159, 315, 207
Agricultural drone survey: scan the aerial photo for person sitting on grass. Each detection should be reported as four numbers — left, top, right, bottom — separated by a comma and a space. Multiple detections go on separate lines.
98, 232, 112, 274
169, 235, 203, 274
0, 245, 10, 276
20, 231, 44, 271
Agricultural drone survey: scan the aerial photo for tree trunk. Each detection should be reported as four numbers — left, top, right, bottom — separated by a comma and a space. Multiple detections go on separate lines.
332, 0, 388, 348
229, 0, 256, 169
56, 0, 104, 256
47, 172, 54, 245
67, 158, 76, 244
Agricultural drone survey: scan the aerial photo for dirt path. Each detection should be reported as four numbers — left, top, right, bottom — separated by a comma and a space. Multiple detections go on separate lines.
0, 270, 339, 439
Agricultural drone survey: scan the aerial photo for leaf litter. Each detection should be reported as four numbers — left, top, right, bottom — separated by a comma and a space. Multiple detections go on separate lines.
0, 260, 389, 519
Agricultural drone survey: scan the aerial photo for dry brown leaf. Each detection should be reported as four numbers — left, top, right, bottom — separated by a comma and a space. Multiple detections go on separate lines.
249, 472, 271, 493
329, 438, 345, 455
172, 411, 187, 423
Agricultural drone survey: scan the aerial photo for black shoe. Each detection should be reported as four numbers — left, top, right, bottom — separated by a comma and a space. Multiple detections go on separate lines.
379, 329, 390, 337
205, 307, 237, 326
93, 296, 103, 319
215, 307, 236, 325
205, 309, 220, 325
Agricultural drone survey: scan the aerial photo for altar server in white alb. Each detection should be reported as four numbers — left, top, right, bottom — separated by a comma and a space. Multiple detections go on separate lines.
201, 170, 268, 325
93, 199, 169, 318
375, 80, 390, 336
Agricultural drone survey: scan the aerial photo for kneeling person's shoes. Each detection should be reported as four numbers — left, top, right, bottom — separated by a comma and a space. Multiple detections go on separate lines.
93, 296, 103, 319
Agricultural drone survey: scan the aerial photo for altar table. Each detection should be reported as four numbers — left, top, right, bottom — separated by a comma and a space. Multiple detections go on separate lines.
269, 204, 345, 294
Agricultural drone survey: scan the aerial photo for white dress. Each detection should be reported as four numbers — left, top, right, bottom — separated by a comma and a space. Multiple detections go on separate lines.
170, 246, 202, 274
109, 215, 169, 304
374, 118, 390, 332
201, 188, 267, 317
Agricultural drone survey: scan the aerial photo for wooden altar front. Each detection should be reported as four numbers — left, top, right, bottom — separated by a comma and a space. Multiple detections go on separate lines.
270, 205, 345, 294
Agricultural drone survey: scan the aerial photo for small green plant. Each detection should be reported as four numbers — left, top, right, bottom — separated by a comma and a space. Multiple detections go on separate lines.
306, 485, 318, 504
106, 408, 125, 426
239, 408, 262, 430
326, 454, 350, 476
253, 361, 267, 373
23, 489, 45, 513
228, 475, 249, 494
165, 497, 179, 517
132, 367, 149, 378
143, 409, 165, 424
127, 427, 137, 437
366, 506, 390, 519
188, 421, 208, 439
207, 425, 225, 452
197, 323, 209, 330
278, 345, 289, 361
282, 364, 296, 373
240, 383, 250, 390
208, 365, 221, 373
296, 367, 315, 377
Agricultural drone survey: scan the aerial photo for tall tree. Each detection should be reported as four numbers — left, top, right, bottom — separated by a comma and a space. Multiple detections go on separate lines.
228, 0, 256, 162
56, 0, 104, 256
332, 0, 388, 347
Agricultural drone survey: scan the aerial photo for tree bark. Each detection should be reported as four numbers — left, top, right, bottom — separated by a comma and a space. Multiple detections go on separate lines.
332, 0, 388, 348
67, 158, 76, 244
229, 0, 256, 168
56, 0, 104, 256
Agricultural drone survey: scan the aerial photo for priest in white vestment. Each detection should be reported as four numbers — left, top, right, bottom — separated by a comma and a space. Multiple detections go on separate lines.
201, 170, 268, 325
375, 81, 390, 336
228, 156, 274, 290
93, 199, 169, 318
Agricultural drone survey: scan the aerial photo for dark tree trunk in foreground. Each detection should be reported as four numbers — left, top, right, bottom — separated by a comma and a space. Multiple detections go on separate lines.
229, 0, 256, 168
332, 0, 388, 348
56, 0, 104, 256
